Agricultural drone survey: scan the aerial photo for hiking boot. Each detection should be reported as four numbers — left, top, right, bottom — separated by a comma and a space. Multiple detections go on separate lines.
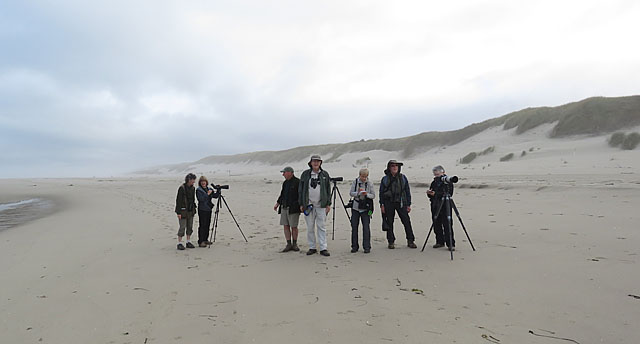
408, 241, 417, 249
448, 246, 456, 251
292, 243, 300, 252
199, 242, 207, 248
177, 243, 185, 250
185, 242, 195, 249
320, 250, 330, 257
306, 249, 317, 255
351, 248, 358, 253
388, 243, 395, 249
432, 243, 445, 249
364, 248, 371, 254
281, 243, 293, 253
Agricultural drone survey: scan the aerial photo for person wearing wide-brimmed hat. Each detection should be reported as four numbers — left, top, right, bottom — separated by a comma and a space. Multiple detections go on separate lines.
298, 155, 332, 256
379, 160, 416, 249
274, 166, 301, 252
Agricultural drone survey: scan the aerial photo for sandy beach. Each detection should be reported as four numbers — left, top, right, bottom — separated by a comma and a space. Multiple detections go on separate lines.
2, 149, 639, 343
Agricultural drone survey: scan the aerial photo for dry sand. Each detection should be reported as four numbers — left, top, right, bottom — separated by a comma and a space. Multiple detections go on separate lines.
1, 128, 639, 343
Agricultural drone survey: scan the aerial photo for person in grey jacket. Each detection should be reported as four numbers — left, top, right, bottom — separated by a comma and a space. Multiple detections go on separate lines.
298, 155, 332, 256
349, 168, 375, 253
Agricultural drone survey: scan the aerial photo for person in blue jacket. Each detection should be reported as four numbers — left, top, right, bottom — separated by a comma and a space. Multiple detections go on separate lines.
195, 175, 219, 247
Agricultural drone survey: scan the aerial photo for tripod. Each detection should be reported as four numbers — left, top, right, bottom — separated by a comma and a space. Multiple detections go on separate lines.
209, 190, 248, 245
330, 179, 352, 240
421, 190, 475, 260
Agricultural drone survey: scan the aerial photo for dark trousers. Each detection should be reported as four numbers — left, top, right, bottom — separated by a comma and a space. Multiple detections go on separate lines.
384, 202, 415, 244
432, 203, 455, 247
198, 209, 212, 244
351, 209, 371, 250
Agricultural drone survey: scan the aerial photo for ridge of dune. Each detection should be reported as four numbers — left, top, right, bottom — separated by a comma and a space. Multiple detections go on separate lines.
136, 95, 640, 177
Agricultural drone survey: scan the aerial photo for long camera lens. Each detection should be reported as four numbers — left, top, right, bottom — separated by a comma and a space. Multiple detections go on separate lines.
330, 177, 344, 182
211, 183, 230, 190
441, 175, 459, 184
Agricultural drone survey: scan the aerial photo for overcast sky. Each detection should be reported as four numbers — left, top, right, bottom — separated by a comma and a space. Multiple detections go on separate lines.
1, 0, 639, 178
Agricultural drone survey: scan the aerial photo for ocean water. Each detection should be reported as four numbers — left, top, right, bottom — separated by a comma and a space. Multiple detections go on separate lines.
0, 198, 55, 231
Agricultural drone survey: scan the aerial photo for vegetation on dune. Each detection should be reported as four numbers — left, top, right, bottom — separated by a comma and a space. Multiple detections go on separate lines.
479, 146, 495, 155
460, 146, 495, 164
622, 132, 640, 150
355, 157, 372, 166
460, 152, 478, 164
500, 153, 514, 162
609, 131, 640, 150
609, 132, 626, 147
504, 96, 640, 137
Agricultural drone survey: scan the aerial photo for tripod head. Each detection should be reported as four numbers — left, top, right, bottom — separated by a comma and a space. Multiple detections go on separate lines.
211, 183, 230, 194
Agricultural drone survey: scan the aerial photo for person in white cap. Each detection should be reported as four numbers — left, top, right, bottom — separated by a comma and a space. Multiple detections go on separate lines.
298, 155, 332, 256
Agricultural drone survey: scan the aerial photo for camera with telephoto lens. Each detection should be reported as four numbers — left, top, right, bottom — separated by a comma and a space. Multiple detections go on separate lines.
330, 177, 344, 182
440, 175, 459, 184
211, 183, 230, 190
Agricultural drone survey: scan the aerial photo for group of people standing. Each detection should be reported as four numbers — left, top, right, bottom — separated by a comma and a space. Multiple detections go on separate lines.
271, 155, 457, 255
174, 155, 456, 254
174, 173, 220, 250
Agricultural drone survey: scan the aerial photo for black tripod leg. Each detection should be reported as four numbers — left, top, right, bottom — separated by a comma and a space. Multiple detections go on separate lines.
331, 187, 337, 240
220, 196, 248, 242
335, 188, 351, 222
421, 197, 445, 252
450, 199, 475, 251
421, 224, 435, 252
210, 198, 221, 246
445, 197, 454, 260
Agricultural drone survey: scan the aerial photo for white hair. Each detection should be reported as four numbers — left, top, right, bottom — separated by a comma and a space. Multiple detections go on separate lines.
432, 165, 445, 173
359, 168, 369, 176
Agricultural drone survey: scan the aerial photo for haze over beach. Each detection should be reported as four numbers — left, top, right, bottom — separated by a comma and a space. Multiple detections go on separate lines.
1, 1, 640, 343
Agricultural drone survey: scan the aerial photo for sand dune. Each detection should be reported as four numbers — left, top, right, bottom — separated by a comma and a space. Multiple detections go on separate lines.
137, 95, 640, 176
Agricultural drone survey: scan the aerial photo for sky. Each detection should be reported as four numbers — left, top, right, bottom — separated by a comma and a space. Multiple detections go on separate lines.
1, 0, 639, 178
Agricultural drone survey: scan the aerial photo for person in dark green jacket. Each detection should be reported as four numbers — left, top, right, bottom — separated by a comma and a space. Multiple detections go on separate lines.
175, 173, 197, 250
298, 155, 332, 256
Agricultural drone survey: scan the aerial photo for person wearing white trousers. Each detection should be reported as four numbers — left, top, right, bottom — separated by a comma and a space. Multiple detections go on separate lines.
298, 155, 332, 257
305, 205, 328, 253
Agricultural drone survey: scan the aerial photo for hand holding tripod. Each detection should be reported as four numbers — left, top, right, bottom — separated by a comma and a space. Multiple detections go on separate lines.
421, 188, 475, 260
208, 185, 248, 246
